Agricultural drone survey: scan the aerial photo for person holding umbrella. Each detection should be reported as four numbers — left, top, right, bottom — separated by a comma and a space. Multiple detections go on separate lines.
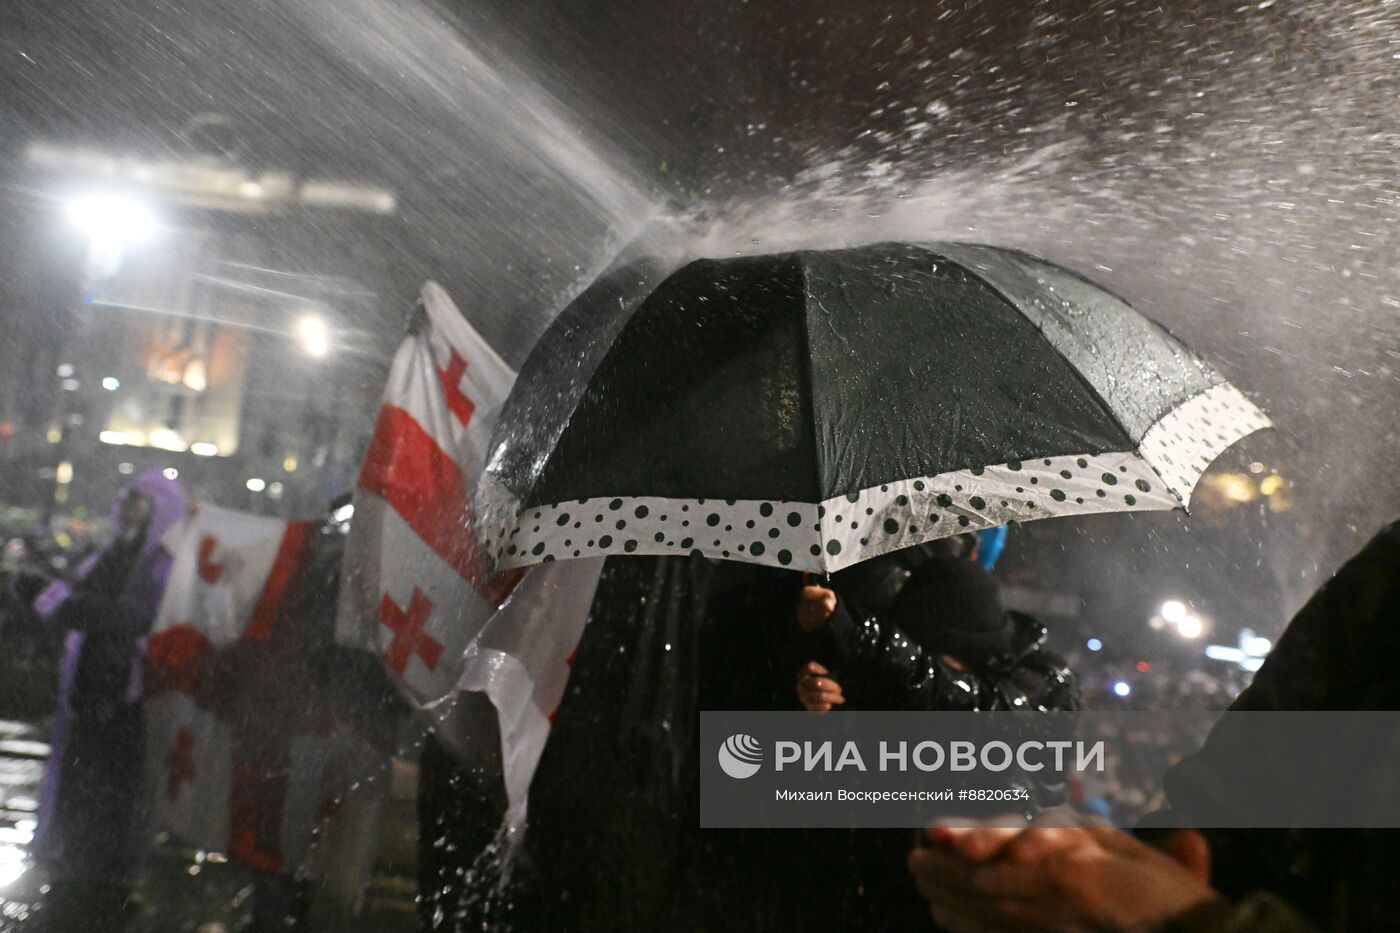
477, 240, 1272, 931
793, 554, 1078, 929
794, 554, 1077, 726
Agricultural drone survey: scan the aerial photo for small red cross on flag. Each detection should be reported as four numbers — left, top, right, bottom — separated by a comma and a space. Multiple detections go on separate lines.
378, 587, 443, 675
436, 349, 476, 429
197, 535, 223, 584
166, 726, 197, 800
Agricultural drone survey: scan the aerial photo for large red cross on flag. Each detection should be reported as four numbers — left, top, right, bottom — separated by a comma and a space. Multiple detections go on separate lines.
336, 281, 602, 830
146, 504, 387, 900
378, 588, 441, 675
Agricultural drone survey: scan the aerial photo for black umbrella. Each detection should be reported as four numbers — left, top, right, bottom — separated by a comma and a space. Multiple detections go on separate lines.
479, 242, 1269, 573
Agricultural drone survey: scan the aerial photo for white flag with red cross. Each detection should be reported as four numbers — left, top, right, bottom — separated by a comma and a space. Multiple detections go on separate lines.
145, 504, 386, 888
336, 281, 603, 828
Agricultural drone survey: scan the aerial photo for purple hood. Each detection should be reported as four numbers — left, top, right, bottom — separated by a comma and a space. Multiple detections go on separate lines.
35, 467, 184, 618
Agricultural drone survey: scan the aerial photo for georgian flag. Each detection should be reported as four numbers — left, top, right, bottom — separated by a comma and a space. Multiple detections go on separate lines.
145, 505, 385, 895
336, 281, 602, 828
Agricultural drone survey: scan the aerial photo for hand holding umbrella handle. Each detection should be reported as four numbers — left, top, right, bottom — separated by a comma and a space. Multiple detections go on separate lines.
796, 661, 845, 712
796, 583, 838, 633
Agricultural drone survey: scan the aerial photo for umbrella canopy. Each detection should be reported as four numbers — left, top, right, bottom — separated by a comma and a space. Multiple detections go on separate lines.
479, 242, 1269, 573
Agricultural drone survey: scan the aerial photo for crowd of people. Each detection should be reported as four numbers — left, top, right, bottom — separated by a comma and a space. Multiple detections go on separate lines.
503, 522, 1400, 931
2, 473, 405, 931
3, 464, 1397, 931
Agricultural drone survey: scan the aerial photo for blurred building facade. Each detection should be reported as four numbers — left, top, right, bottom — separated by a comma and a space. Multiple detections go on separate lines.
0, 130, 407, 522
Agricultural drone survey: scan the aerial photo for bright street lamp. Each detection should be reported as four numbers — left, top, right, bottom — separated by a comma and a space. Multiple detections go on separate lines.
296, 314, 331, 358
65, 195, 157, 243
65, 194, 158, 277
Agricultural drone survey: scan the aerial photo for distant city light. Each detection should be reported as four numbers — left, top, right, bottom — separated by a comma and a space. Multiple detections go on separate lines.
296, 315, 330, 358
1136, 661, 1150, 673
1259, 475, 1284, 497
55, 462, 73, 486
181, 359, 208, 392
1112, 680, 1132, 698
1086, 638, 1103, 652
101, 376, 120, 391
98, 431, 128, 446
55, 363, 74, 378
283, 456, 299, 472
1241, 632, 1273, 656
267, 481, 285, 499
190, 442, 218, 457
332, 503, 355, 524
1248, 461, 1265, 474
0, 839, 29, 888
246, 477, 267, 492
1153, 598, 1210, 640
1207, 629, 1273, 673
1159, 600, 1187, 623
61, 378, 79, 392
148, 427, 188, 452
163, 467, 179, 480
46, 427, 61, 443
1212, 472, 1259, 504
117, 462, 134, 475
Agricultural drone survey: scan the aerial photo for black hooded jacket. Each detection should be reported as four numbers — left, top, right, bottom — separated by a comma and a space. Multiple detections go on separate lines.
818, 596, 1079, 714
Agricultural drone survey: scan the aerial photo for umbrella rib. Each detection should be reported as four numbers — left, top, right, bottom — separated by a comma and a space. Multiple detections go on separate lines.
795, 253, 832, 571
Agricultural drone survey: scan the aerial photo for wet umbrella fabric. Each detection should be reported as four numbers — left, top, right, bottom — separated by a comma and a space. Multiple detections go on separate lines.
480, 242, 1269, 574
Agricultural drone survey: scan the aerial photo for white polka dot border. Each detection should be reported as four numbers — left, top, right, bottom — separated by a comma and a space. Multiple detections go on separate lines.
482, 382, 1270, 574
1138, 382, 1272, 506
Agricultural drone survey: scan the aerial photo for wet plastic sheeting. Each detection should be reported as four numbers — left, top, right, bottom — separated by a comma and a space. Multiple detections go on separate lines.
500, 555, 807, 931
507, 556, 710, 930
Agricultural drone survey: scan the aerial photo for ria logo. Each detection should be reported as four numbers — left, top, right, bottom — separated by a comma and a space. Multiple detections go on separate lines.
718, 733, 763, 779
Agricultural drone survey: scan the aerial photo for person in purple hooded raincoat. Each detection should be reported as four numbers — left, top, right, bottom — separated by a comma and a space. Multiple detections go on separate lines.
29, 467, 183, 924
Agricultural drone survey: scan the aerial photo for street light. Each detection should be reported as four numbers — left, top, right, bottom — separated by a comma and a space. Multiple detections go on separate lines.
65, 194, 158, 277
65, 195, 157, 243
296, 314, 330, 358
